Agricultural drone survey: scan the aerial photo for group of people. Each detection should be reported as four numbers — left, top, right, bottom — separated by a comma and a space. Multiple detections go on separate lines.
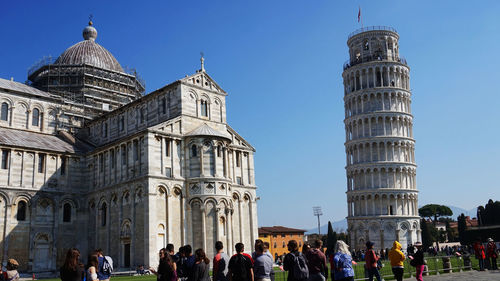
60, 248, 113, 281
473, 237, 498, 271
149, 240, 274, 281
358, 240, 425, 281
58, 237, 498, 281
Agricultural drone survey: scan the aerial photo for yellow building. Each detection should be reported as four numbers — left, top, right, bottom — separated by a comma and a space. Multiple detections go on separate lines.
258, 226, 306, 260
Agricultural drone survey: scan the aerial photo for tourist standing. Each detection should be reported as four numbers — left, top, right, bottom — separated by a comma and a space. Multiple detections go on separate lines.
388, 241, 405, 281
474, 239, 486, 271
167, 244, 179, 263
364, 242, 381, 281
60, 248, 84, 281
305, 240, 327, 281
332, 241, 354, 281
228, 243, 254, 281
263, 242, 275, 281
150, 248, 177, 281
183, 245, 196, 279
1, 259, 20, 281
487, 238, 498, 270
214, 241, 230, 281
253, 242, 274, 281
283, 240, 308, 281
86, 255, 99, 281
412, 242, 425, 281
95, 249, 113, 281
176, 246, 186, 279
188, 249, 210, 281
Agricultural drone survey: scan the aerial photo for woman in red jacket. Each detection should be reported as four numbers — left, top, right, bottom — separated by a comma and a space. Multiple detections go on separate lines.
364, 241, 381, 281
473, 239, 486, 271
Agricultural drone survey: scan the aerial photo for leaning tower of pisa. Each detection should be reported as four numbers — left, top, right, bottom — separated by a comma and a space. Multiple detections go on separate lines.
342, 26, 421, 251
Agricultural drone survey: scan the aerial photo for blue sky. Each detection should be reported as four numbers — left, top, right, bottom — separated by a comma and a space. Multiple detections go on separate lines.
2, 1, 500, 230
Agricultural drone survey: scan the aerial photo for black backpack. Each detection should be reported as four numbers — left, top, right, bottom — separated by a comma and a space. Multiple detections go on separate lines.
230, 254, 249, 281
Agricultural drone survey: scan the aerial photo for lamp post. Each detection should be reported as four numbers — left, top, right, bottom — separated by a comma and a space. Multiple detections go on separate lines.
313, 206, 323, 235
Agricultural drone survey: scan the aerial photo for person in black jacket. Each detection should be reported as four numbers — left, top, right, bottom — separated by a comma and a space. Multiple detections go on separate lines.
60, 248, 84, 281
150, 248, 177, 281
412, 242, 425, 281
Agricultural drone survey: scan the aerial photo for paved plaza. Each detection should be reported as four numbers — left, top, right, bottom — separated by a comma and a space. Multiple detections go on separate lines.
404, 270, 500, 280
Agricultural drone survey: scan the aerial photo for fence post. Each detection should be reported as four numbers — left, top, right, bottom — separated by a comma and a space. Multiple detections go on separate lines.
442, 256, 452, 273
435, 258, 440, 275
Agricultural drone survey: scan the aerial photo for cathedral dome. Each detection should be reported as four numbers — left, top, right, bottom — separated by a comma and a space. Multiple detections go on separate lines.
55, 21, 124, 72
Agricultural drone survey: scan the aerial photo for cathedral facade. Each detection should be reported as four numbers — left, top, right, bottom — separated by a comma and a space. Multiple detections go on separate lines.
0, 21, 258, 272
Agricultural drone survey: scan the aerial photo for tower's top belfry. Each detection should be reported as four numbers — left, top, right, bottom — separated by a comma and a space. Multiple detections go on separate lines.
344, 26, 407, 76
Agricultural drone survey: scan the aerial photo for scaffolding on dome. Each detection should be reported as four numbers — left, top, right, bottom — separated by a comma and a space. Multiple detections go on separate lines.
27, 58, 146, 126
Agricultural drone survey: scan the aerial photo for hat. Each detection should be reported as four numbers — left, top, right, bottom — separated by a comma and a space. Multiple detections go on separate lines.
414, 242, 422, 247
8, 259, 18, 266
366, 241, 374, 248
488, 238, 494, 242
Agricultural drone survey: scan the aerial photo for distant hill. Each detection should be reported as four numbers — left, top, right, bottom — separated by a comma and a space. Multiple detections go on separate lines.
445, 206, 476, 219
306, 219, 347, 234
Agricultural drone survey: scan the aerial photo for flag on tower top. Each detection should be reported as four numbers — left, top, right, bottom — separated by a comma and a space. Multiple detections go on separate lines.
358, 6, 361, 23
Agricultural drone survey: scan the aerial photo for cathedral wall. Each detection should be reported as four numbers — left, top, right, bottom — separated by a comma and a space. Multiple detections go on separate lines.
0, 91, 62, 135
86, 85, 182, 147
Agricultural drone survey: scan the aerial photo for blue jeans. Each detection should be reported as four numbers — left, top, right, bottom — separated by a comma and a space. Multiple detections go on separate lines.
479, 258, 485, 270
367, 268, 381, 281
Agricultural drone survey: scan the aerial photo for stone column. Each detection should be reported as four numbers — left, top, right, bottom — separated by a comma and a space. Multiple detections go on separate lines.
238, 200, 243, 242
171, 140, 175, 178
226, 208, 232, 255
166, 195, 171, 243
199, 144, 205, 177
201, 206, 206, 251
180, 195, 185, 245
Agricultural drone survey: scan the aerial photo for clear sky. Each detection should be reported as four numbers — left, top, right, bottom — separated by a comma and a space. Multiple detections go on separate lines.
2, 1, 500, 230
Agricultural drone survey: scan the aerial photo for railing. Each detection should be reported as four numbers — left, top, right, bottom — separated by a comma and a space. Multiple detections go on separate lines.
270, 254, 490, 281
28, 55, 56, 77
343, 55, 408, 71
348, 26, 397, 40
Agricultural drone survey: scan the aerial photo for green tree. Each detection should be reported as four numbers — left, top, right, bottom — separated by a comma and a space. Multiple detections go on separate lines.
457, 213, 467, 244
421, 219, 439, 248
445, 220, 458, 242
326, 221, 338, 256
419, 204, 453, 225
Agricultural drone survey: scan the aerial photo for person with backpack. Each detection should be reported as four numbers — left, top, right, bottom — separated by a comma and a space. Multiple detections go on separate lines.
283, 240, 309, 281
95, 249, 113, 281
253, 242, 273, 281
332, 241, 354, 281
1, 259, 20, 281
228, 243, 254, 281
364, 242, 381, 281
411, 242, 425, 281
388, 241, 405, 281
305, 240, 327, 281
